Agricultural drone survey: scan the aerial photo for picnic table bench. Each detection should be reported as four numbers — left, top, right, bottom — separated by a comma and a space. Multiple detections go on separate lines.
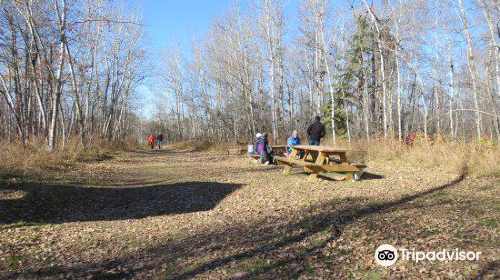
274, 145, 366, 182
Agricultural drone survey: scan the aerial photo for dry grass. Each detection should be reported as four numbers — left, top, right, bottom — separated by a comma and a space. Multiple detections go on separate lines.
2, 137, 497, 180
349, 139, 499, 178
0, 138, 134, 178
170, 137, 499, 179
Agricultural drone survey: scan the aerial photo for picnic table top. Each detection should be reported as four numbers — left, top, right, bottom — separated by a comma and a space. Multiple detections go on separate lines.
272, 145, 287, 149
290, 145, 350, 153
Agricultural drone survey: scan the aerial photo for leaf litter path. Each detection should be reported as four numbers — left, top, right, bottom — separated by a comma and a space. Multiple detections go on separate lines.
0, 149, 498, 279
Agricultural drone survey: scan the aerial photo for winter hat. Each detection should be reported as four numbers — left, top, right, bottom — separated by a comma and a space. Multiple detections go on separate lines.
256, 133, 262, 138
292, 130, 298, 138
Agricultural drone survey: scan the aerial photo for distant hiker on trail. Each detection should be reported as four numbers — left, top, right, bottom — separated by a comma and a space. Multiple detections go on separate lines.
307, 116, 326, 146
148, 134, 155, 150
406, 131, 417, 147
157, 132, 164, 149
253, 133, 274, 165
287, 130, 301, 153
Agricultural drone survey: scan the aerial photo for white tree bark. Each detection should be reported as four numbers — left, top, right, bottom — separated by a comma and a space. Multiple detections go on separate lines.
362, 0, 388, 138
458, 0, 482, 139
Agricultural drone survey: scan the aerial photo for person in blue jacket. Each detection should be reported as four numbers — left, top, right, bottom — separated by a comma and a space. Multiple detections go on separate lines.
287, 130, 301, 154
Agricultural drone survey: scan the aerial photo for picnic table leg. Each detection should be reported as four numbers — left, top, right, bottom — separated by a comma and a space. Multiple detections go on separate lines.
311, 151, 318, 162
283, 149, 298, 174
339, 153, 354, 181
308, 173, 318, 182
339, 153, 348, 163
303, 151, 310, 161
283, 165, 291, 174
305, 153, 326, 182
316, 152, 327, 165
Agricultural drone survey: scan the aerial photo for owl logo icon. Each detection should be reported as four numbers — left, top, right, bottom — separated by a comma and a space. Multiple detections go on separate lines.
375, 244, 398, 266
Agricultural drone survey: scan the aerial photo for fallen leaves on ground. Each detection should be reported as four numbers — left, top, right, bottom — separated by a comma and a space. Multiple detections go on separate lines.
0, 149, 498, 279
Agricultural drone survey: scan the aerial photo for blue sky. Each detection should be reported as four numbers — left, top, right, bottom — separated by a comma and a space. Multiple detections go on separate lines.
125, 0, 241, 117
125, 0, 232, 52
125, 0, 301, 52
124, 0, 301, 118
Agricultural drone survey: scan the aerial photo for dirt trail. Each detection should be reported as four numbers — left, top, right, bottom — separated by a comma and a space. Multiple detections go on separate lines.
0, 149, 498, 279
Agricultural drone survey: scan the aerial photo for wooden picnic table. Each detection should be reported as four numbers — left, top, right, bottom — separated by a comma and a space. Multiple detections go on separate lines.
274, 145, 366, 182
272, 145, 288, 155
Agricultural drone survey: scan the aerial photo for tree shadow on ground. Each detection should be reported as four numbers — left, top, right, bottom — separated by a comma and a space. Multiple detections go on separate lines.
0, 180, 243, 226
153, 174, 466, 280
6, 173, 482, 280
472, 260, 499, 280
362, 172, 384, 180
220, 166, 282, 176
294, 171, 384, 181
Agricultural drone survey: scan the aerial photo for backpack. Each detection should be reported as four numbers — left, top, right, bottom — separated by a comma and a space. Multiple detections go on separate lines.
266, 145, 274, 157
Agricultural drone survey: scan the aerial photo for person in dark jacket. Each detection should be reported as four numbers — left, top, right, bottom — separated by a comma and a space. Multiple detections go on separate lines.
157, 132, 164, 149
306, 116, 326, 145
263, 133, 275, 163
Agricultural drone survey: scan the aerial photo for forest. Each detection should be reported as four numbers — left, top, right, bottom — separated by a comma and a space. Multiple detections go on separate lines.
0, 0, 498, 147
0, 0, 145, 149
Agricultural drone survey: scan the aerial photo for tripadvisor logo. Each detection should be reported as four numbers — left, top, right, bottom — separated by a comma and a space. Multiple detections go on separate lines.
375, 244, 481, 267
375, 244, 398, 266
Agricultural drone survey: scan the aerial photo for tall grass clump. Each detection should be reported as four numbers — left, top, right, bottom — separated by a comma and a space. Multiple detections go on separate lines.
350, 138, 499, 178
0, 137, 131, 178
168, 137, 498, 178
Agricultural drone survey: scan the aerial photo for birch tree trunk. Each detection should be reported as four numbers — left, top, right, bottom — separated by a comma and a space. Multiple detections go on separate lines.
321, 23, 336, 144
433, 3, 441, 138
458, 0, 482, 139
362, 0, 388, 138
264, 0, 279, 143
48, 0, 67, 151
476, 0, 500, 139
448, 38, 455, 139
